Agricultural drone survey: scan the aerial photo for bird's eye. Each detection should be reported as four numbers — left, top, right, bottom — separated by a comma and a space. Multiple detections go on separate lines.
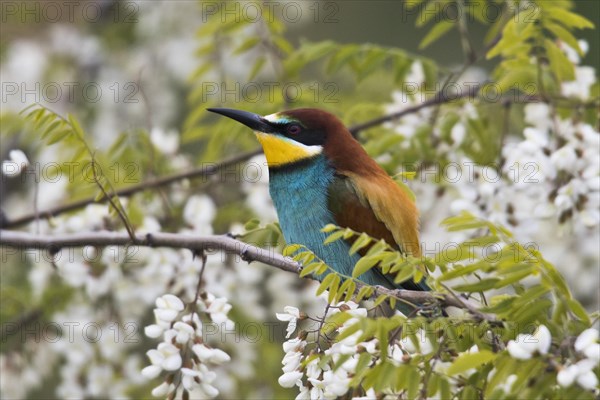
287, 124, 302, 135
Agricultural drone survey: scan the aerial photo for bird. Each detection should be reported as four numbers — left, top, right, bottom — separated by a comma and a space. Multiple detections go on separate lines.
208, 107, 430, 312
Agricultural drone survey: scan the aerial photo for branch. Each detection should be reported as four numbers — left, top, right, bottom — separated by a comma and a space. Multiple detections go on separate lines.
0, 230, 497, 323
347, 84, 481, 135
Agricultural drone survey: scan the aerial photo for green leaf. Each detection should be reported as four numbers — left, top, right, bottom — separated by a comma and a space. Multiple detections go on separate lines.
248, 57, 266, 80
546, 8, 594, 30
513, 298, 552, 324
438, 262, 487, 281
352, 256, 378, 278
336, 320, 362, 342
67, 114, 85, 139
46, 129, 70, 145
419, 20, 454, 49
324, 230, 345, 245
273, 36, 293, 55
417, 0, 443, 27
328, 274, 341, 304
356, 285, 374, 301
234, 37, 261, 54
299, 262, 321, 277
567, 299, 591, 324
373, 294, 388, 307
244, 218, 260, 231
453, 278, 501, 292
326, 45, 357, 74
349, 233, 372, 255
317, 273, 337, 296
545, 21, 582, 55
338, 279, 355, 302
447, 350, 497, 376
321, 224, 338, 233
283, 244, 302, 257
393, 264, 415, 284
324, 310, 352, 334
545, 38, 575, 81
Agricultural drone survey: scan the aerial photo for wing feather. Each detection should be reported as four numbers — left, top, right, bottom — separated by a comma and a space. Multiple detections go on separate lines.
328, 171, 421, 257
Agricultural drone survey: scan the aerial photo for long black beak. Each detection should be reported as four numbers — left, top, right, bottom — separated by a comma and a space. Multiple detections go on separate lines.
207, 108, 275, 133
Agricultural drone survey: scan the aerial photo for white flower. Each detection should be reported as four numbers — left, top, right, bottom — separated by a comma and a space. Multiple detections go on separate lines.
295, 383, 311, 400
2, 149, 29, 177
181, 367, 200, 391
150, 127, 179, 155
507, 340, 533, 360
183, 195, 216, 232
173, 321, 195, 344
560, 359, 600, 390
352, 388, 378, 400
141, 364, 162, 379
562, 66, 596, 100
154, 294, 185, 323
451, 122, 466, 145
557, 364, 578, 387
192, 344, 231, 364
276, 306, 301, 338
574, 328, 599, 361
535, 325, 552, 355
283, 338, 306, 353
323, 369, 351, 397
498, 374, 517, 393
144, 324, 164, 339
507, 326, 551, 360
551, 146, 578, 172
198, 382, 219, 398
523, 127, 549, 147
577, 370, 598, 390
151, 381, 173, 397
278, 370, 303, 388
146, 343, 182, 372
402, 329, 433, 355
282, 351, 303, 373
524, 103, 552, 133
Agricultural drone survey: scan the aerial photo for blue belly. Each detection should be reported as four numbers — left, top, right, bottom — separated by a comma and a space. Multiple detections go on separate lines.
269, 156, 381, 285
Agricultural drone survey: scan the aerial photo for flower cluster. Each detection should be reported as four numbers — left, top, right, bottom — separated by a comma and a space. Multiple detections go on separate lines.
142, 294, 233, 399
557, 328, 599, 390
384, 47, 599, 299
506, 325, 599, 391
276, 300, 383, 399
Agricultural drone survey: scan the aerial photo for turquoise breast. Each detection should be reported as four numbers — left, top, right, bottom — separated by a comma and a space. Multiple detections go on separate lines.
268, 155, 378, 285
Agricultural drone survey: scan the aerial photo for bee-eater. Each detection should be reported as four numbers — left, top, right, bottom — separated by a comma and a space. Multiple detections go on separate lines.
208, 108, 429, 309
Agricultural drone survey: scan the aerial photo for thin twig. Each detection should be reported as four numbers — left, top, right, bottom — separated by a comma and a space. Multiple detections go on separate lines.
0, 230, 498, 323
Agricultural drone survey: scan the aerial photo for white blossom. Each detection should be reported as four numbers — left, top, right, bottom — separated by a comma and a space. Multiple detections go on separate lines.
574, 328, 599, 362
278, 371, 303, 388
154, 293, 185, 323
192, 344, 231, 364
276, 306, 301, 338
2, 149, 29, 177
150, 127, 179, 155
151, 381, 174, 397
507, 325, 552, 360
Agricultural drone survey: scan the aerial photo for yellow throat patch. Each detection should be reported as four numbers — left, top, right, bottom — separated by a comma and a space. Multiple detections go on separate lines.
255, 132, 322, 167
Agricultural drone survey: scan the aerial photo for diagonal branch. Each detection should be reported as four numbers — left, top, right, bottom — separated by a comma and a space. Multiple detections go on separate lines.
347, 84, 481, 135
0, 229, 497, 323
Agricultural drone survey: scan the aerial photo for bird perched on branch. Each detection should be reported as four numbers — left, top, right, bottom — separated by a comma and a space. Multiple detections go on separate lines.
208, 108, 429, 311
